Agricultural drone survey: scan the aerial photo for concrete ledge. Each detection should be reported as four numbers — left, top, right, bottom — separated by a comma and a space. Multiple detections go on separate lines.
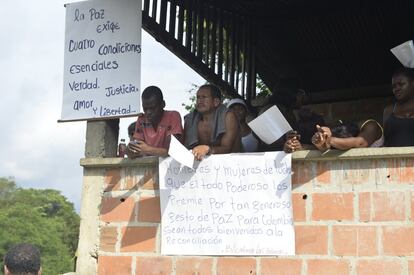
80, 156, 159, 167
80, 147, 414, 167
291, 146, 414, 161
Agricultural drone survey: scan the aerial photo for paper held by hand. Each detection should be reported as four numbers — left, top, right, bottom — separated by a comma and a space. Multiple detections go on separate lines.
248, 105, 293, 144
168, 135, 195, 169
391, 40, 414, 68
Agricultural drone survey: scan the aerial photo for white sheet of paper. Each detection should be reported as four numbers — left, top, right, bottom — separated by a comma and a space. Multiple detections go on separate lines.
248, 105, 292, 144
168, 135, 195, 169
391, 40, 414, 68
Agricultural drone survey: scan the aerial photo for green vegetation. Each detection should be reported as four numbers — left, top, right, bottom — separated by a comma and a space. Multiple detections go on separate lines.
0, 177, 80, 275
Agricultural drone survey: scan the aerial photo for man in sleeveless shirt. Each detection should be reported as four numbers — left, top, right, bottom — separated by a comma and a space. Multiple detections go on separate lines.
184, 84, 241, 160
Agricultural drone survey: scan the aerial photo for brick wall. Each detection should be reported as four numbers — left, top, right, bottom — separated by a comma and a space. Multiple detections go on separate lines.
78, 152, 414, 275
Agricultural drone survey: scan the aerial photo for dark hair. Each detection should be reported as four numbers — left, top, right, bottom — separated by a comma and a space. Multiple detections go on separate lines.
4, 243, 41, 275
331, 121, 359, 138
128, 122, 136, 136
392, 67, 414, 81
199, 84, 222, 100
141, 86, 164, 103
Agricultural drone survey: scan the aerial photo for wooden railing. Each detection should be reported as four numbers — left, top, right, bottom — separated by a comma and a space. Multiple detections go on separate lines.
142, 0, 256, 103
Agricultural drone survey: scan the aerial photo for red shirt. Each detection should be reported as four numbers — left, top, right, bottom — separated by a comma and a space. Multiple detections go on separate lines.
133, 110, 183, 149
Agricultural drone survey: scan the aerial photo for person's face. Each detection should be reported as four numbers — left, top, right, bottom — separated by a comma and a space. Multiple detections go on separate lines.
392, 74, 414, 102
196, 88, 220, 113
142, 96, 164, 125
229, 104, 247, 121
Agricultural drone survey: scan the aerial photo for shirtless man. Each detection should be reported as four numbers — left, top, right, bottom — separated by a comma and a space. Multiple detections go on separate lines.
184, 84, 241, 160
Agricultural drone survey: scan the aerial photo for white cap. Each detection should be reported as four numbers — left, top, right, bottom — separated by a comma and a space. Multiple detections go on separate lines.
227, 98, 247, 109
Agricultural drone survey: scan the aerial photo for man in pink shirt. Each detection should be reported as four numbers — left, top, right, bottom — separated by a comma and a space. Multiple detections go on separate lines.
127, 86, 183, 157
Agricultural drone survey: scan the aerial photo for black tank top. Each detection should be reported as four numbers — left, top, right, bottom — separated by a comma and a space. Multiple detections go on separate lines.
384, 113, 414, 147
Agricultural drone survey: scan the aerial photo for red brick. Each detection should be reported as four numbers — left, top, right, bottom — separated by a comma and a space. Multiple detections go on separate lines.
120, 226, 157, 252
340, 160, 372, 185
312, 193, 354, 221
100, 196, 136, 222
387, 159, 414, 183
138, 196, 161, 223
383, 226, 414, 256
295, 226, 328, 255
98, 256, 132, 275
104, 169, 121, 191
126, 168, 158, 190
261, 258, 302, 275
332, 226, 377, 256
217, 257, 256, 275
315, 162, 331, 184
292, 193, 306, 222
411, 192, 414, 221
359, 192, 371, 222
100, 227, 117, 252
307, 259, 350, 275
175, 257, 213, 275
372, 192, 405, 221
408, 260, 414, 275
400, 159, 414, 183
292, 161, 312, 186
136, 256, 172, 275
356, 259, 402, 275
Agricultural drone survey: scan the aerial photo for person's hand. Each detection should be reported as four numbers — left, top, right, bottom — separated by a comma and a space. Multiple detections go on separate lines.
283, 136, 302, 153
134, 140, 152, 155
127, 140, 142, 158
192, 145, 210, 161
311, 125, 332, 150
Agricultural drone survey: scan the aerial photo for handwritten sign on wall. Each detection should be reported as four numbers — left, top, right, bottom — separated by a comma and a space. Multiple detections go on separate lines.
61, 0, 141, 121
159, 152, 295, 255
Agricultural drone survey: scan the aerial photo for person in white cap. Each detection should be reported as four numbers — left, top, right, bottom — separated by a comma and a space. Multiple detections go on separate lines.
227, 98, 259, 152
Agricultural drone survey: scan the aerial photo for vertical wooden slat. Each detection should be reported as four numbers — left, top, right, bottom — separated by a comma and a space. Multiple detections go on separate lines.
191, 0, 197, 54
241, 19, 247, 98
151, 0, 158, 19
204, 3, 210, 64
234, 15, 240, 93
159, 0, 168, 29
169, 0, 177, 37
177, 1, 184, 44
246, 19, 254, 104
143, 0, 150, 15
217, 8, 223, 78
185, 0, 192, 49
196, 0, 204, 59
224, 13, 230, 82
229, 13, 236, 88
210, 6, 217, 71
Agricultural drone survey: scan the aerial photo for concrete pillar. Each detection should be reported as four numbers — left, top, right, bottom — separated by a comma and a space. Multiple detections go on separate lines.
85, 120, 119, 157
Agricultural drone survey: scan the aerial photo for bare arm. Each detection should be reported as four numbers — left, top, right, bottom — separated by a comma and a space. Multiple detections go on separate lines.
325, 121, 382, 150
192, 111, 239, 160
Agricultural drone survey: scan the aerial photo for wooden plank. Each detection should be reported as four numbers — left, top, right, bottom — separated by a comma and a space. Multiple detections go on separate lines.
217, 9, 223, 78
143, 0, 150, 15
177, 1, 184, 43
152, 0, 158, 19
204, 3, 210, 64
241, 19, 247, 97
210, 6, 217, 70
229, 13, 236, 88
196, 0, 203, 59
224, 13, 230, 82
234, 15, 240, 93
159, 0, 168, 29
185, 0, 192, 49
169, 0, 177, 37
191, 0, 197, 54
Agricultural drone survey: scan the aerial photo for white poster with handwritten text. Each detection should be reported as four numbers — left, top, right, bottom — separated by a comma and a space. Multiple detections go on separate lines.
61, 0, 141, 121
159, 152, 295, 255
